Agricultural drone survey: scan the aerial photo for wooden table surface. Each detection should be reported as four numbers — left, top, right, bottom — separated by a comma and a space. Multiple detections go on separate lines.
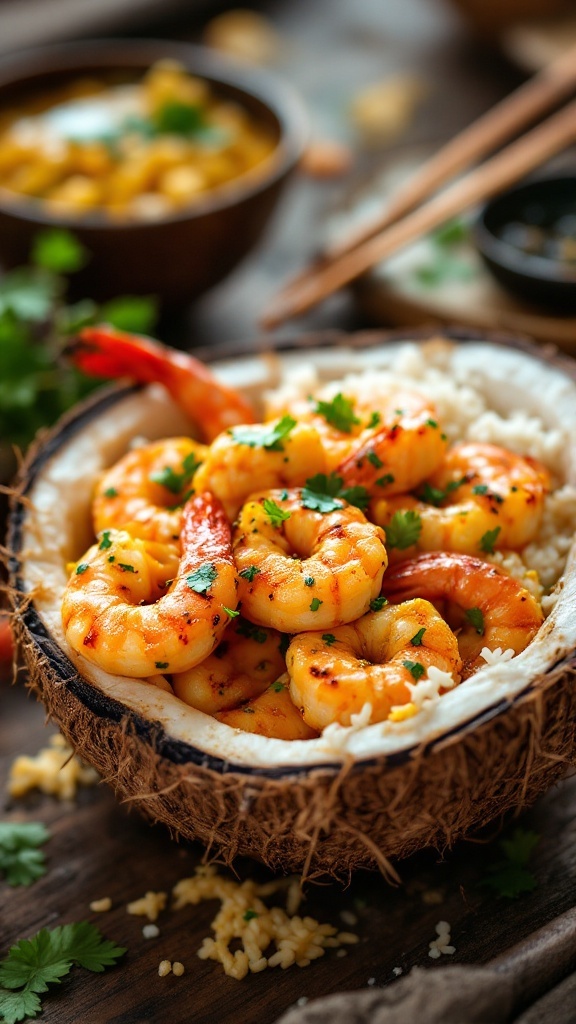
2, 2, 575, 1023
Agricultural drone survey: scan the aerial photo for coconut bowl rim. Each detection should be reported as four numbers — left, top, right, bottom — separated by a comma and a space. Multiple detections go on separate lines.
8, 327, 576, 780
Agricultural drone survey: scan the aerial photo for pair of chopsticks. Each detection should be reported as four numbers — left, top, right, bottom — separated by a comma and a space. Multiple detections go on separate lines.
262, 43, 576, 329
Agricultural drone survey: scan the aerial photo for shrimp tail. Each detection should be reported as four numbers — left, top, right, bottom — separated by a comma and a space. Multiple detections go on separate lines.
67, 325, 256, 441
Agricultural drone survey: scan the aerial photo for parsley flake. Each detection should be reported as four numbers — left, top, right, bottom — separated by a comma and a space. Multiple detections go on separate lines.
231, 415, 297, 452
482, 828, 540, 899
98, 531, 112, 551
367, 411, 381, 429
370, 596, 388, 612
236, 619, 268, 644
271, 681, 285, 693
239, 565, 261, 582
314, 393, 360, 433
310, 598, 323, 612
75, 562, 89, 575
465, 607, 484, 635
419, 477, 467, 507
385, 510, 422, 550
367, 450, 384, 469
472, 483, 488, 495
155, 662, 169, 670
403, 660, 425, 681
376, 473, 395, 488
263, 498, 291, 527
243, 910, 259, 921
224, 607, 239, 618
322, 633, 337, 646
186, 563, 218, 593
149, 451, 202, 495
117, 563, 136, 573
302, 472, 370, 513
103, 487, 118, 499
410, 627, 426, 646
480, 527, 501, 554
304, 576, 315, 587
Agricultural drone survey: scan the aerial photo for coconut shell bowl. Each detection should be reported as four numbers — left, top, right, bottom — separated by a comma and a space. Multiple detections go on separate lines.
8, 330, 576, 880
0, 40, 307, 306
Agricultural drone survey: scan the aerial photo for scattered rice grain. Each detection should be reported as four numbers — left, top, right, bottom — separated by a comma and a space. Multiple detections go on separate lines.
89, 897, 112, 913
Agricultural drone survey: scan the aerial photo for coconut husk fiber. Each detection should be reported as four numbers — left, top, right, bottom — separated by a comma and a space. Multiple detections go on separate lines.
274, 907, 576, 1024
17, 612, 576, 880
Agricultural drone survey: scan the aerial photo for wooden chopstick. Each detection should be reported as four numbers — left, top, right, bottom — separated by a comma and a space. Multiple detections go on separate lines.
262, 96, 576, 329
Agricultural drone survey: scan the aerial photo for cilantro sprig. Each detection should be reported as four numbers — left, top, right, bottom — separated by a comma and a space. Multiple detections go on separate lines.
0, 923, 126, 1023
263, 498, 291, 528
480, 527, 501, 554
313, 393, 360, 433
482, 828, 540, 899
149, 451, 202, 495
0, 823, 50, 888
301, 473, 370, 514
186, 563, 218, 594
385, 510, 422, 550
231, 416, 297, 452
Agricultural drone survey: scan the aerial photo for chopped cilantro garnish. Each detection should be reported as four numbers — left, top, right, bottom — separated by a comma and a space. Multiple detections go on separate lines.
155, 662, 169, 670
236, 619, 268, 644
367, 450, 384, 469
376, 473, 395, 488
153, 99, 207, 136
150, 451, 202, 495
482, 827, 540, 899
107, 555, 115, 563
117, 563, 136, 573
370, 596, 388, 612
367, 411, 381, 429
465, 607, 485, 635
472, 483, 488, 495
410, 627, 426, 646
186, 563, 217, 593
98, 531, 112, 551
263, 498, 291, 527
75, 563, 89, 575
231, 415, 297, 452
224, 607, 239, 618
314, 392, 360, 433
243, 909, 259, 921
310, 598, 323, 612
239, 565, 261, 582
426, 418, 438, 428
322, 633, 337, 646
271, 681, 285, 693
480, 527, 500, 554
302, 472, 369, 513
32, 229, 88, 274
403, 660, 425, 681
419, 477, 466, 507
304, 576, 315, 587
385, 510, 422, 550
0, 822, 50, 887
103, 487, 118, 499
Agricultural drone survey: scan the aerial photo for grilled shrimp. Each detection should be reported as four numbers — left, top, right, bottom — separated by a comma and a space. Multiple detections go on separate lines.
192, 420, 328, 521
62, 493, 238, 677
383, 551, 544, 678
68, 325, 256, 441
94, 437, 207, 543
216, 675, 318, 740
233, 489, 387, 632
287, 599, 461, 730
172, 617, 287, 714
373, 442, 551, 559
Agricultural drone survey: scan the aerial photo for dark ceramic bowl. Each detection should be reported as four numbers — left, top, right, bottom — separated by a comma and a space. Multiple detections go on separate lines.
0, 39, 307, 307
474, 176, 576, 311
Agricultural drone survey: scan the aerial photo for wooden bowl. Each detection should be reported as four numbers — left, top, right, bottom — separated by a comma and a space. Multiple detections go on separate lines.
0, 39, 307, 308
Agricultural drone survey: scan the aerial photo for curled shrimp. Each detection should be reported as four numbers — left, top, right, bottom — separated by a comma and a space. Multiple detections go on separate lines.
286, 599, 461, 731
216, 675, 318, 740
383, 551, 544, 678
62, 493, 238, 677
373, 442, 551, 559
94, 437, 207, 543
192, 419, 328, 521
233, 488, 387, 632
172, 616, 287, 714
68, 325, 256, 441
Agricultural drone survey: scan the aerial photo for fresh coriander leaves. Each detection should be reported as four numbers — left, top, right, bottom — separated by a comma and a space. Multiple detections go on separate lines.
231, 416, 296, 452
482, 828, 540, 899
313, 393, 360, 433
301, 473, 370, 513
186, 563, 218, 594
263, 498, 291, 527
385, 510, 422, 550
0, 823, 50, 887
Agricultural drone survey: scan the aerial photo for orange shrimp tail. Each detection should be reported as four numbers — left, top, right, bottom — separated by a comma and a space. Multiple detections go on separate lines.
383, 552, 492, 604
67, 325, 256, 441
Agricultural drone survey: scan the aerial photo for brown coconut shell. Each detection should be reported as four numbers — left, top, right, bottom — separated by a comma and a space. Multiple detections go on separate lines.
8, 330, 576, 881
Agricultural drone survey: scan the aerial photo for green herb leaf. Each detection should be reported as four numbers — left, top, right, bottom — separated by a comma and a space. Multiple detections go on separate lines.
155, 662, 169, 670
302, 472, 369, 513
410, 627, 426, 646
0, 986, 42, 1023
304, 576, 315, 587
366, 450, 384, 469
339, 485, 370, 512
103, 487, 118, 499
231, 416, 297, 453
367, 411, 381, 429
482, 828, 540, 899
117, 563, 136, 573
310, 598, 322, 612
239, 565, 261, 583
432, 218, 468, 247
480, 527, 501, 554
402, 660, 425, 681
100, 295, 158, 336
150, 451, 202, 495
465, 607, 485, 635
472, 484, 488, 496
98, 531, 112, 551
224, 607, 239, 618
271, 680, 285, 693
31, 230, 88, 274
186, 563, 218, 594
0, 823, 50, 887
314, 393, 360, 433
153, 100, 206, 136
263, 498, 291, 528
236, 619, 268, 644
243, 909, 258, 922
370, 596, 388, 612
385, 510, 422, 550
75, 563, 89, 575
375, 473, 395, 489
322, 634, 337, 646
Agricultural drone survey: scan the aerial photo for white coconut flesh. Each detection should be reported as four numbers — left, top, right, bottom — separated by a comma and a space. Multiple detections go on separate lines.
18, 339, 576, 770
